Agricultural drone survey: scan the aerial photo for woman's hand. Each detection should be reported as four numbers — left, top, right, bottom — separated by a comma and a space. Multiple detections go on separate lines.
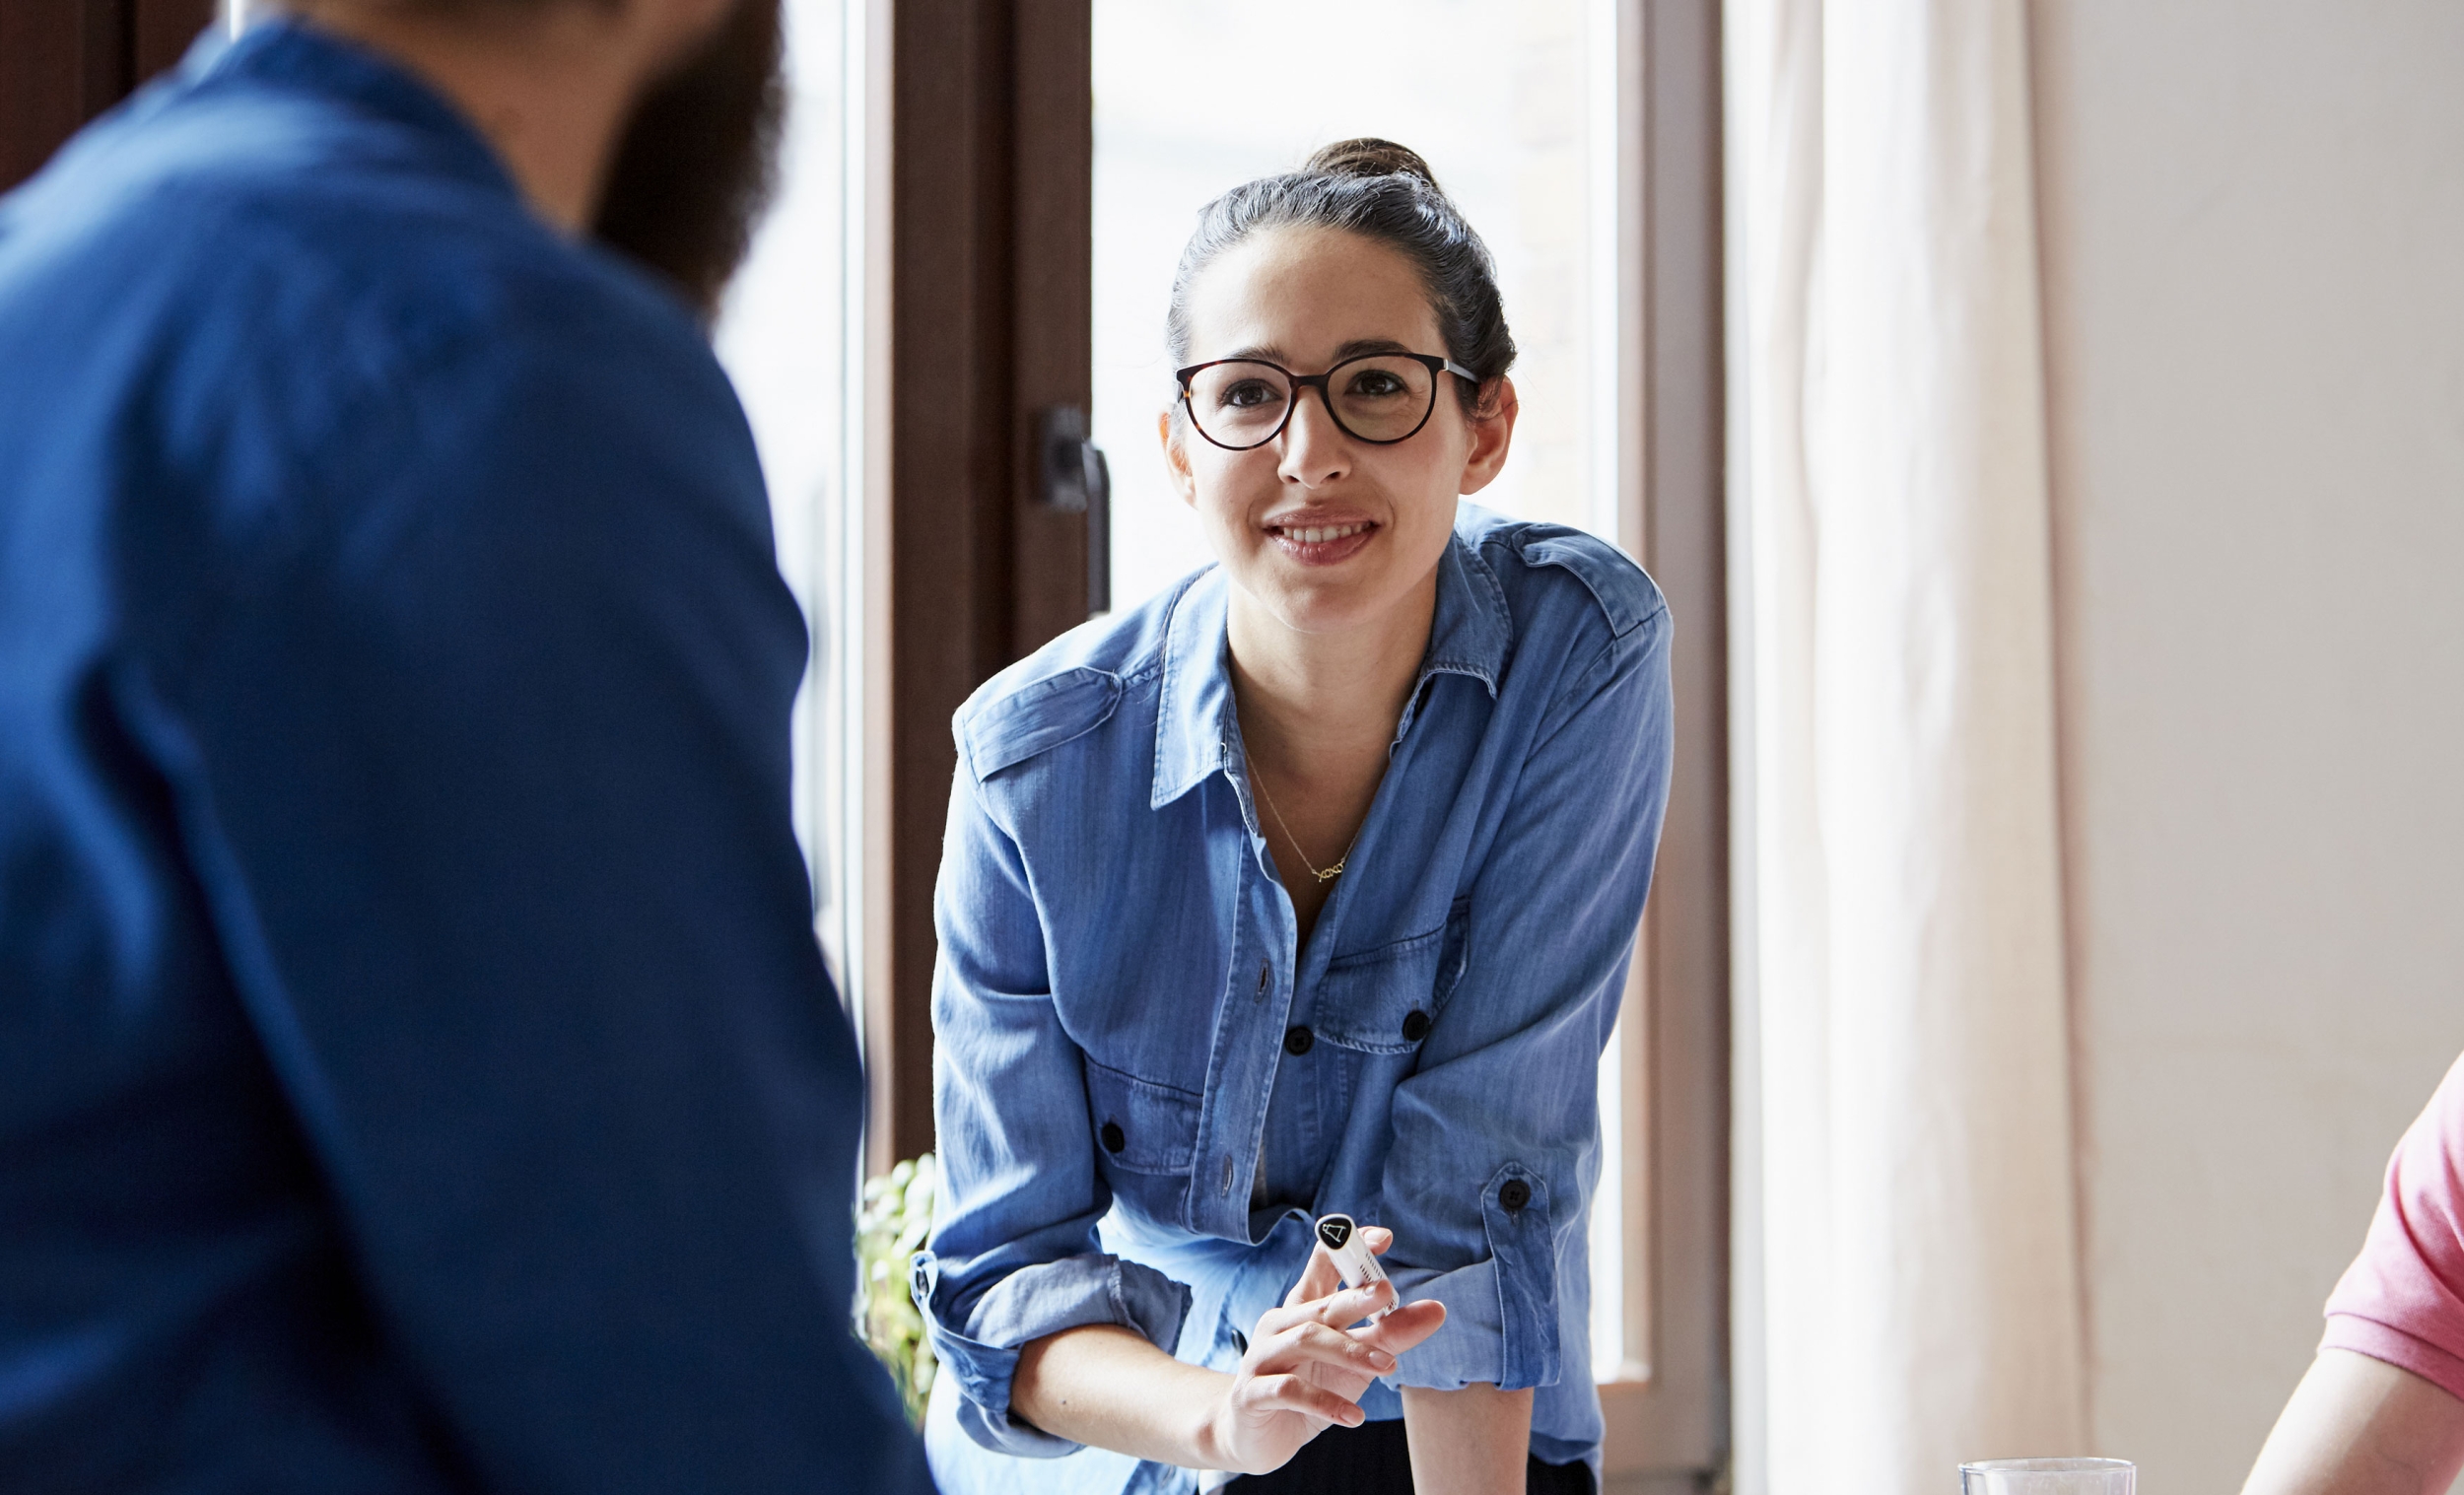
1200, 1225, 1449, 1475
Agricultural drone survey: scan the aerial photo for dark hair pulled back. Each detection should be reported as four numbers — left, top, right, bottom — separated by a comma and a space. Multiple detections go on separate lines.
1166, 138, 1516, 410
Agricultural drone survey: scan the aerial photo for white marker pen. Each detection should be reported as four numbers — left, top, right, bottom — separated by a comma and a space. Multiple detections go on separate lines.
1314, 1213, 1393, 1320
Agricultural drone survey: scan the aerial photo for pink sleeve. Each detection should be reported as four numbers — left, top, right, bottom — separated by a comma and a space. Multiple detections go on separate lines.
2322, 1051, 2464, 1402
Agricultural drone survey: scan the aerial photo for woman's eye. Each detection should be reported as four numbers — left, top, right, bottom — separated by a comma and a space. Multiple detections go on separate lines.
1345, 371, 1407, 398
1218, 380, 1281, 410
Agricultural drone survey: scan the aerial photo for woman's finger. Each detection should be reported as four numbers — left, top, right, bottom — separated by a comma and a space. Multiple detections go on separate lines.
1351, 1298, 1448, 1356
1241, 1372, 1367, 1429
1257, 1320, 1398, 1379
1307, 1278, 1395, 1326
1282, 1239, 1346, 1309
1291, 1226, 1390, 1310
1261, 1276, 1391, 1338
1272, 1283, 1389, 1336
1282, 1223, 1397, 1309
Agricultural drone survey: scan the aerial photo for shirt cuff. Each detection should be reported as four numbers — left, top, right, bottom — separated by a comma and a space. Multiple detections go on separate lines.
2323, 1312, 2464, 1405
1383, 1163, 1562, 1393
915, 1250, 1193, 1458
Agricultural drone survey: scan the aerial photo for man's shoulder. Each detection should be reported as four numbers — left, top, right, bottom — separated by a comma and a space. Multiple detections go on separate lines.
0, 69, 714, 455
0, 64, 760, 667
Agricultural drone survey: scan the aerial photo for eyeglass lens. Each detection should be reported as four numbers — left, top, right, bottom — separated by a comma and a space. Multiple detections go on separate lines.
1185, 356, 1439, 448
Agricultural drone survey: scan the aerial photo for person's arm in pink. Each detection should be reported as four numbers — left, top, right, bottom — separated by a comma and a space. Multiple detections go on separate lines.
2244, 1053, 2464, 1495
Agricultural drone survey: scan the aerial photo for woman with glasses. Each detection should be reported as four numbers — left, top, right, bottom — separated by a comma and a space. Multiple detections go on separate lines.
916, 140, 1675, 1495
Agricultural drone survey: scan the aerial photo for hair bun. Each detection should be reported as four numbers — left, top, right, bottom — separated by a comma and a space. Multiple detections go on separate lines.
1304, 138, 1440, 191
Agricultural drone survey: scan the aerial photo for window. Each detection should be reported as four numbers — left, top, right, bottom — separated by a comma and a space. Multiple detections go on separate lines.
714, 0, 871, 1028
724, 2, 1725, 1481
0, 0, 217, 192
1095, 0, 1641, 1374
1087, 4, 1727, 1486
1092, 0, 1629, 609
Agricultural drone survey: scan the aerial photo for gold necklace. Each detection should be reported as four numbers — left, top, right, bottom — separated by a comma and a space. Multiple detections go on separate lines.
1245, 757, 1358, 885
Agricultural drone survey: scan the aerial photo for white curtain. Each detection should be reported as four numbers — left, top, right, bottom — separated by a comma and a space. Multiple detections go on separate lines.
1728, 1, 2087, 1490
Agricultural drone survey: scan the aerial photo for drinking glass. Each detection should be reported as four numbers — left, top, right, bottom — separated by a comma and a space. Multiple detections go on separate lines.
1959, 1459, 2135, 1495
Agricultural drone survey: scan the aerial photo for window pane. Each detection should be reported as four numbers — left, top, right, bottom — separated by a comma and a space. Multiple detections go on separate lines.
1092, 0, 1626, 614
715, 0, 865, 1015
1091, 0, 1635, 1383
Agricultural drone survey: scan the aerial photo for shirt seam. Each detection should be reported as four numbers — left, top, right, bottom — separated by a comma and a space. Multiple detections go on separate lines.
1529, 603, 1665, 760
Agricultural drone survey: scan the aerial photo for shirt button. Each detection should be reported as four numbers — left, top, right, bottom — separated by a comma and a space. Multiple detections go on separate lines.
1499, 1178, 1532, 1213
1401, 1009, 1430, 1042
1100, 1121, 1126, 1154
1283, 1025, 1315, 1055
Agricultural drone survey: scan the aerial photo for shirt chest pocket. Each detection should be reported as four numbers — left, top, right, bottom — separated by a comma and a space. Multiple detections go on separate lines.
1312, 898, 1472, 1055
1082, 1056, 1201, 1176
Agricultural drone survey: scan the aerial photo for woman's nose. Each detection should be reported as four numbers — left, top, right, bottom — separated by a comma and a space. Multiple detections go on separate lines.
1277, 387, 1351, 487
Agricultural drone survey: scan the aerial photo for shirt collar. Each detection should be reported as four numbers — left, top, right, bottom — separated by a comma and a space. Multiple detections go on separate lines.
1151, 570, 1236, 809
1148, 526, 1514, 809
202, 19, 523, 206
1420, 527, 1514, 697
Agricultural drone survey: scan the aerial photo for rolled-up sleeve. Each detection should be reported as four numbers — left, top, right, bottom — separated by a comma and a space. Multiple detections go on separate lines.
917, 746, 1193, 1456
1379, 605, 1675, 1393
2320, 1051, 2464, 1401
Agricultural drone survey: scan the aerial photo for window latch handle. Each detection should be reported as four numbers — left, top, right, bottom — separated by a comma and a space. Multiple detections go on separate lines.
1039, 405, 1111, 616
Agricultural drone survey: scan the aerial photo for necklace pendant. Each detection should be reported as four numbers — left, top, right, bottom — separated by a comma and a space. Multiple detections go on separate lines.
1315, 860, 1345, 884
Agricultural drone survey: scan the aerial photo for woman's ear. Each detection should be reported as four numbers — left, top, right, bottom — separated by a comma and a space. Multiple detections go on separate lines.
1159, 407, 1198, 510
1456, 375, 1520, 498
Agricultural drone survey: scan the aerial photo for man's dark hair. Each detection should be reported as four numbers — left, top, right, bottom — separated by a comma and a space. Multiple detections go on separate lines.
592, 0, 784, 319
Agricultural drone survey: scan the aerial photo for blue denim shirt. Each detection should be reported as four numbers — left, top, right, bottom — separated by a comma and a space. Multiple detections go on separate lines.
0, 24, 927, 1492
918, 507, 1674, 1491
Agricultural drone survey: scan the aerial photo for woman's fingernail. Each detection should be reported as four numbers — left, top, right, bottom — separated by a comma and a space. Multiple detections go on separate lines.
1369, 1350, 1397, 1371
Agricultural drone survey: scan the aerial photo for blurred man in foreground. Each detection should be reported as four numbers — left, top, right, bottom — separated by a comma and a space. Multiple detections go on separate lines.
0, 0, 929, 1488
2244, 1053, 2464, 1495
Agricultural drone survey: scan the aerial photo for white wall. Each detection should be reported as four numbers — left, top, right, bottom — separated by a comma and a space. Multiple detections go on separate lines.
2030, 4, 2464, 1489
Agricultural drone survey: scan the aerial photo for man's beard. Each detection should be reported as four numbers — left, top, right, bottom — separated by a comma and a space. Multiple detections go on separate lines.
591, 0, 785, 322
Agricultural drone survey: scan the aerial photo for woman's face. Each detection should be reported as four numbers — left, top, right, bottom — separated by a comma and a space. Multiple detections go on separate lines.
1163, 227, 1516, 641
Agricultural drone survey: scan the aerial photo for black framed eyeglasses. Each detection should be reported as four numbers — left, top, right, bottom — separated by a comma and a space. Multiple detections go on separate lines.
1174, 352, 1479, 451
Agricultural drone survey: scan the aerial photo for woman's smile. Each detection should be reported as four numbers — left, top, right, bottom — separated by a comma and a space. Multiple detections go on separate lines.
1264, 513, 1380, 565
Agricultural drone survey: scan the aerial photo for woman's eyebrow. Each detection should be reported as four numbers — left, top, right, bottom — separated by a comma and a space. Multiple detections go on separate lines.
1328, 337, 1415, 361
1205, 338, 1418, 368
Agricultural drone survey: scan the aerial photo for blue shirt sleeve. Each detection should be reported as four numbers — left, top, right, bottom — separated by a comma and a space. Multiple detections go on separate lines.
917, 739, 1193, 1457
1376, 601, 1676, 1393
132, 303, 934, 1492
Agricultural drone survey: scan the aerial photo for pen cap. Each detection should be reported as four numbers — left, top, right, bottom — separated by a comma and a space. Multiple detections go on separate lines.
1314, 1213, 1391, 1293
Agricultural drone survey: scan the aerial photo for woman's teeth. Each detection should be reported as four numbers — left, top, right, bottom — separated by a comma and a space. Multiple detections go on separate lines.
1280, 522, 1368, 544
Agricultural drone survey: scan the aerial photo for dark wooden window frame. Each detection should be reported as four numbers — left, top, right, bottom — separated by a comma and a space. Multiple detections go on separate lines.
870, 0, 1729, 1483
867, 1, 1727, 1479
865, 0, 1100, 1169
1596, 2, 1729, 1488
3, 0, 218, 193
